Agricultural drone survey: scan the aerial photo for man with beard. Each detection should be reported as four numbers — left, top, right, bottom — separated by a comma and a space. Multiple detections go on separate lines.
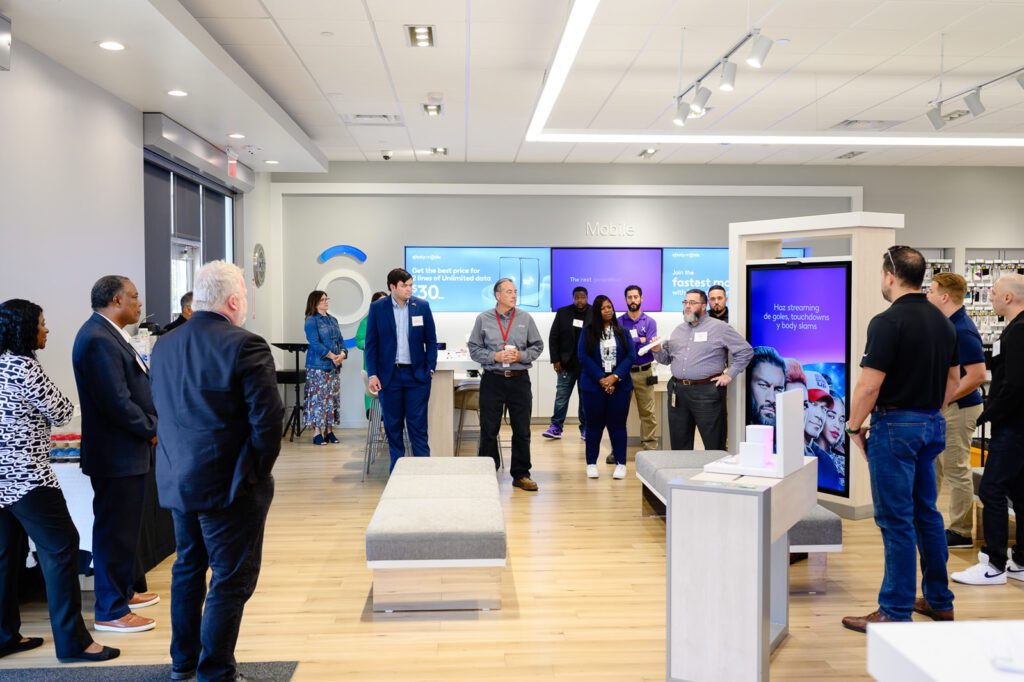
747, 345, 786, 427
609, 284, 658, 461
544, 287, 590, 440
708, 284, 728, 323
652, 289, 752, 450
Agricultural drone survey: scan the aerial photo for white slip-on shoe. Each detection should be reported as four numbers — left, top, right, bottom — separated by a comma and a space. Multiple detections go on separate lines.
613, 464, 627, 480
1007, 558, 1024, 582
586, 464, 599, 479
951, 551, 1007, 585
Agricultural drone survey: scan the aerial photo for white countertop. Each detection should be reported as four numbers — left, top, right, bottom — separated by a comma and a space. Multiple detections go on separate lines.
868, 620, 1024, 681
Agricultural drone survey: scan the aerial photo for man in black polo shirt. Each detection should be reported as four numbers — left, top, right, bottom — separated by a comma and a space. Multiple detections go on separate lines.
842, 246, 961, 633
952, 273, 1024, 586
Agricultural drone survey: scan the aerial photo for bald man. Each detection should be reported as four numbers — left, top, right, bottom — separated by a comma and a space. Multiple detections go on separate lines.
954, 274, 1024, 586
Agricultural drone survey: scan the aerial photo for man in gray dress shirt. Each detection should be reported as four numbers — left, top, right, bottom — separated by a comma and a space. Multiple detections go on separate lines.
467, 278, 545, 491
652, 289, 753, 450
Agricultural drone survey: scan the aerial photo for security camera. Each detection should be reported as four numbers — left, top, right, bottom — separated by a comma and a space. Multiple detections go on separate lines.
381, 150, 393, 161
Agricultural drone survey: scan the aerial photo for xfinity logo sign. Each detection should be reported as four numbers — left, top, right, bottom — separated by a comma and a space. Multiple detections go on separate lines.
586, 221, 635, 237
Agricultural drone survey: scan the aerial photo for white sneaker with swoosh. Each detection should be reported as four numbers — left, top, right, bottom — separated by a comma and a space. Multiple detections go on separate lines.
952, 551, 1007, 585
1008, 558, 1024, 582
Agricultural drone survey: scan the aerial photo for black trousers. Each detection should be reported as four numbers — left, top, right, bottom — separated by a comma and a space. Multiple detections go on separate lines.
979, 425, 1024, 568
90, 474, 148, 622
170, 476, 274, 682
0, 487, 92, 658
667, 380, 727, 451
478, 372, 533, 480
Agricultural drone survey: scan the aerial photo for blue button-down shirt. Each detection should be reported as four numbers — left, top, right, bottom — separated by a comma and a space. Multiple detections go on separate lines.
618, 311, 657, 366
392, 295, 412, 364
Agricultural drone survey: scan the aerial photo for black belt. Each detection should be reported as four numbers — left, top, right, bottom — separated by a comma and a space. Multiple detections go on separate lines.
487, 369, 529, 378
674, 376, 715, 386
630, 363, 652, 373
394, 363, 411, 368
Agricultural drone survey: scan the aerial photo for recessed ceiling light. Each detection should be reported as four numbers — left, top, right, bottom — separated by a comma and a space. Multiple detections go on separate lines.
431, 147, 448, 156
775, 38, 791, 46
638, 148, 658, 158
406, 25, 435, 47
167, 89, 188, 97
265, 160, 279, 165
98, 41, 125, 51
228, 133, 246, 139
423, 103, 442, 116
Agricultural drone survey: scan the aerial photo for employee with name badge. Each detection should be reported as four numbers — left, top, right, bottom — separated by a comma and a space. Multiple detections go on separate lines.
607, 284, 658, 463
366, 268, 438, 472
651, 288, 753, 451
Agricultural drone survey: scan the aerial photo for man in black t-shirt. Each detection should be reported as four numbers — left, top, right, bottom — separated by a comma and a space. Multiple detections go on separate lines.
841, 246, 961, 633
953, 273, 1024, 586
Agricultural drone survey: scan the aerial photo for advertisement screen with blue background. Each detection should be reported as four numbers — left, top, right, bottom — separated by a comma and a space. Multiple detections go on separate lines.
662, 247, 806, 306
746, 262, 851, 497
405, 247, 552, 312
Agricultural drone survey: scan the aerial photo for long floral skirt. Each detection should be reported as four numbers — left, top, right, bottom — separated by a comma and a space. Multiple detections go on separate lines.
304, 368, 340, 429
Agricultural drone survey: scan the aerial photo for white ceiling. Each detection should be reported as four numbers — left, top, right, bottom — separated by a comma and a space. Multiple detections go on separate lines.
5, 0, 1024, 167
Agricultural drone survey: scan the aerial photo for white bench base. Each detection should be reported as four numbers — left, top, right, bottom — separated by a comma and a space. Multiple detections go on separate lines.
372, 565, 503, 612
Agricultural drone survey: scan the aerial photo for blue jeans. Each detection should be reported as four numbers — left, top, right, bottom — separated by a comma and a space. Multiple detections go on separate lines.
550, 370, 585, 432
867, 409, 953, 620
170, 476, 273, 681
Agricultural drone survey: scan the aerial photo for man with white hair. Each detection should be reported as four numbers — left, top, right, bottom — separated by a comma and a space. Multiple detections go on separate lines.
953, 273, 1024, 586
150, 261, 283, 681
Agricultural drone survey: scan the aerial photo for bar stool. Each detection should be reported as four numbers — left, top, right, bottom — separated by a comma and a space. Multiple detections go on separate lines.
453, 379, 505, 470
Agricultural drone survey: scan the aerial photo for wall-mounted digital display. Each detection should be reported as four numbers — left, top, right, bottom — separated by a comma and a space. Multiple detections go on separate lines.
662, 247, 806, 307
746, 261, 851, 497
550, 248, 662, 311
405, 246, 551, 312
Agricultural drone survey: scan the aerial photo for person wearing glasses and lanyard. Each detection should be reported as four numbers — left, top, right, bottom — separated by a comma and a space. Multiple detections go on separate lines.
651, 288, 753, 451
467, 278, 544, 492
842, 246, 960, 633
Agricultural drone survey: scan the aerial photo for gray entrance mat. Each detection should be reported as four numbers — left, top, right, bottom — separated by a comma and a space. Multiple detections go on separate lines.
0, 660, 298, 681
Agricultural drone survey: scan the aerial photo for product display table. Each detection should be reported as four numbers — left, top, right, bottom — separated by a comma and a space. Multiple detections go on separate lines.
868, 620, 1024, 681
666, 456, 817, 681
427, 350, 480, 456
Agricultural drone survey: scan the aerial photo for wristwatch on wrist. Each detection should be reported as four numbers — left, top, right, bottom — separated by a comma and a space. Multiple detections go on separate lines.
845, 425, 861, 435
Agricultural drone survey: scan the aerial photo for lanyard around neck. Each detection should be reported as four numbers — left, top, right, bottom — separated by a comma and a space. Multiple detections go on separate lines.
496, 308, 516, 344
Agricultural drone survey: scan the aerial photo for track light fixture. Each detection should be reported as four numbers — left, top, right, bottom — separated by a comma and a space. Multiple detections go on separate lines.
925, 105, 945, 131
746, 31, 773, 69
1018, 73, 1024, 91
690, 85, 712, 114
963, 88, 986, 117
719, 60, 737, 92
672, 98, 688, 126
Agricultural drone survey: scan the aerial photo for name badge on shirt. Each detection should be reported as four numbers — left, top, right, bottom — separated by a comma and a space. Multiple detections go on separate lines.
573, 318, 584, 328
630, 329, 639, 338
994, 340, 1001, 357
412, 316, 424, 327
694, 331, 708, 343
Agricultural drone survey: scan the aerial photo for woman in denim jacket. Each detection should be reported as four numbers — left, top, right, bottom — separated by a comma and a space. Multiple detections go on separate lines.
303, 291, 347, 445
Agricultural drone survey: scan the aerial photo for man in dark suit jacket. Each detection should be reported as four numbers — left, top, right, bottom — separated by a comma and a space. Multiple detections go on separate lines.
543, 286, 590, 440
72, 275, 160, 633
150, 261, 283, 682
365, 267, 438, 471
162, 291, 192, 334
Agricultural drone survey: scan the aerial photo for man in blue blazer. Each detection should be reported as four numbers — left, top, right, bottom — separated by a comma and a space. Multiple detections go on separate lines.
150, 261, 283, 682
365, 267, 438, 471
72, 276, 159, 633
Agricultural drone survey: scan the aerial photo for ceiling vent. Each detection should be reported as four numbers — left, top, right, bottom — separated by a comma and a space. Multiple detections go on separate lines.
831, 119, 902, 131
340, 113, 405, 127
836, 151, 866, 160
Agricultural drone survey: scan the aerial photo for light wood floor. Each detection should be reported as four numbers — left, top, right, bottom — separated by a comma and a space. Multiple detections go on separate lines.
4, 428, 1023, 680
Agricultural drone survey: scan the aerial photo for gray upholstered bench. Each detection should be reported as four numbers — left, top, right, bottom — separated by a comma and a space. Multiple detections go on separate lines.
972, 467, 1016, 545
636, 450, 843, 584
366, 457, 506, 612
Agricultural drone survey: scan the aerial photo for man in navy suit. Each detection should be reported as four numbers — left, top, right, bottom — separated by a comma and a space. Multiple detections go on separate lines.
150, 261, 283, 682
365, 268, 438, 471
72, 276, 159, 633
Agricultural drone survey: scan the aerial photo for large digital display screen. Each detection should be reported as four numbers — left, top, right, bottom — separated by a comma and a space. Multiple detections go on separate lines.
746, 261, 851, 497
550, 248, 662, 311
662, 247, 807, 305
405, 246, 551, 312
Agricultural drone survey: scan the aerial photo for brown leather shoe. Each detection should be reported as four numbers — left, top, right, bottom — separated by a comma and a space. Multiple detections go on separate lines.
841, 610, 897, 633
913, 597, 954, 621
129, 592, 160, 609
94, 612, 155, 633
512, 477, 538, 492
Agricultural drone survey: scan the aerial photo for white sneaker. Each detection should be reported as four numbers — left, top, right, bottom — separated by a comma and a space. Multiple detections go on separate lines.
1008, 558, 1024, 582
613, 464, 627, 480
951, 551, 1007, 585
586, 464, 599, 479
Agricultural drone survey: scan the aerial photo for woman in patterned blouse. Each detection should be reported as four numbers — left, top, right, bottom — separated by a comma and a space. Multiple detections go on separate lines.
0, 299, 118, 663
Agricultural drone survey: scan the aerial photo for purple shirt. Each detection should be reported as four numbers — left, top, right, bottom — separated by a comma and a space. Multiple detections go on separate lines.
618, 312, 657, 366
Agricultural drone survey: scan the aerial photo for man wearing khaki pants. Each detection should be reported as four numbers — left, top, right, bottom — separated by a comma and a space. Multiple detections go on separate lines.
927, 273, 988, 548
608, 285, 659, 462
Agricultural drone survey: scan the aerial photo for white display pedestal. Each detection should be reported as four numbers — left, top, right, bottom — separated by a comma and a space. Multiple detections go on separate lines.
868, 620, 1024, 681
427, 354, 479, 457
666, 456, 817, 681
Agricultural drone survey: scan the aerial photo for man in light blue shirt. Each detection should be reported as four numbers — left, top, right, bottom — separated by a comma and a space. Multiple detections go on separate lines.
366, 268, 438, 470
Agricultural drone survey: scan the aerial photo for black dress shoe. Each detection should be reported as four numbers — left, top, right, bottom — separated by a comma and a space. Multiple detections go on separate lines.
58, 645, 120, 663
170, 668, 197, 680
0, 637, 43, 658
